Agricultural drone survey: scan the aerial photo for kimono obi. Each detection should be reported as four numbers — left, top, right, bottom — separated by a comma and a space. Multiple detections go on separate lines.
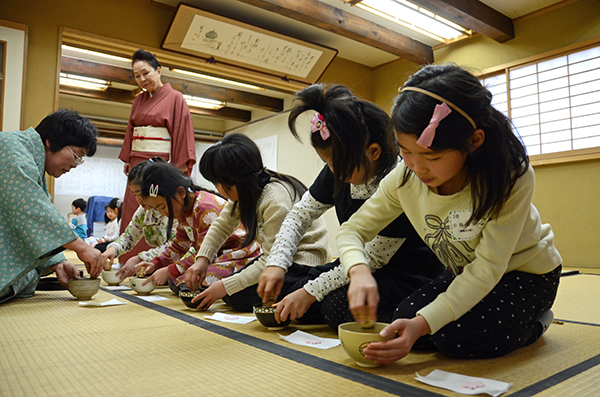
132, 126, 171, 153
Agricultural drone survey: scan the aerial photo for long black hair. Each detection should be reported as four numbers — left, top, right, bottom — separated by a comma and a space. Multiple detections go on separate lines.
127, 156, 166, 186
391, 64, 529, 224
199, 133, 307, 246
139, 162, 213, 240
288, 83, 397, 194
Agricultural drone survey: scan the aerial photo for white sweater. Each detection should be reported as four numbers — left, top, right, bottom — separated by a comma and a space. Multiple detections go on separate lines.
337, 162, 562, 334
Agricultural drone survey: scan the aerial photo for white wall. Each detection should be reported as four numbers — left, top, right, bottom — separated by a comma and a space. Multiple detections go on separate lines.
53, 145, 125, 220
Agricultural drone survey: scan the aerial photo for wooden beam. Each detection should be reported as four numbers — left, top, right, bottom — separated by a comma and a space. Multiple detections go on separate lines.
61, 56, 284, 112
234, 0, 433, 64
59, 86, 251, 122
413, 0, 514, 43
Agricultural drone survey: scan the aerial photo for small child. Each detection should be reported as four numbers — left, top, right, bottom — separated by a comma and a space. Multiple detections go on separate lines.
186, 133, 332, 312
93, 198, 122, 253
263, 83, 443, 330
70, 198, 87, 239
338, 64, 562, 363
103, 157, 178, 279
136, 161, 260, 290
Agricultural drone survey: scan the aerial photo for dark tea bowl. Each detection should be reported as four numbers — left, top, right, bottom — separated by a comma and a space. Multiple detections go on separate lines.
253, 304, 291, 330
179, 285, 207, 309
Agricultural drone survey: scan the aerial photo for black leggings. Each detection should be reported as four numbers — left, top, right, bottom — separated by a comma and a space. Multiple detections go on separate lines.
289, 245, 445, 331
395, 265, 562, 359
222, 260, 313, 312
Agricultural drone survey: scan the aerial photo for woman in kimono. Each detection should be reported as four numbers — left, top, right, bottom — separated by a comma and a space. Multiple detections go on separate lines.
0, 110, 105, 303
118, 49, 197, 264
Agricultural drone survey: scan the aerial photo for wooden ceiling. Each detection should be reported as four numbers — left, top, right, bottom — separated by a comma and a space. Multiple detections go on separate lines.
60, 0, 522, 140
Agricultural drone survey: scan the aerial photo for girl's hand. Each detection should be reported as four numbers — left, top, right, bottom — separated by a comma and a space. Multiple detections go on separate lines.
116, 256, 142, 280
185, 257, 209, 291
362, 316, 431, 364
274, 288, 316, 323
134, 262, 155, 277
191, 281, 226, 310
144, 267, 170, 286
123, 163, 131, 176
101, 247, 117, 267
348, 264, 379, 326
257, 266, 285, 305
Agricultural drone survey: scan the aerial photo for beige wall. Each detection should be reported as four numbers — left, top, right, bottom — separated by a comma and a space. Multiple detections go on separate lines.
0, 0, 174, 129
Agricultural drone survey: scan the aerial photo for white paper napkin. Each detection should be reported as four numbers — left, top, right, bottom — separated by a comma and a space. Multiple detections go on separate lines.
78, 298, 127, 307
137, 295, 169, 302
204, 312, 257, 324
415, 370, 512, 396
103, 285, 131, 290
278, 330, 341, 350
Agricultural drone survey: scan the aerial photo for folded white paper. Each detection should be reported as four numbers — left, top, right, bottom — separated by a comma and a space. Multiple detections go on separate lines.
103, 285, 131, 290
78, 298, 127, 307
278, 330, 341, 350
137, 295, 169, 302
204, 312, 256, 324
415, 370, 512, 397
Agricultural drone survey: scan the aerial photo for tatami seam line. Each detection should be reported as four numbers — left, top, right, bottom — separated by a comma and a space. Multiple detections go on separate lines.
508, 353, 600, 396
102, 287, 446, 397
102, 287, 600, 397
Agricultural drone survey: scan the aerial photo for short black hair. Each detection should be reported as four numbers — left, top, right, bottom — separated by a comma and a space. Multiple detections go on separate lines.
132, 49, 160, 70
72, 198, 87, 211
35, 109, 98, 156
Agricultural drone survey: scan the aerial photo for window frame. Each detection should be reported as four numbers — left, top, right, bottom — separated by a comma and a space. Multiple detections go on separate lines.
477, 36, 600, 166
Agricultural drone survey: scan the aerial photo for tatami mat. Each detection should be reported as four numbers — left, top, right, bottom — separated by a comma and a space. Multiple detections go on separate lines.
552, 273, 600, 326
2, 264, 600, 396
0, 289, 397, 397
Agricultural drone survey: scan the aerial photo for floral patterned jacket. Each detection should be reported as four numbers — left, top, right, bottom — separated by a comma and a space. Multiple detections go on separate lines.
107, 206, 177, 262
151, 191, 261, 285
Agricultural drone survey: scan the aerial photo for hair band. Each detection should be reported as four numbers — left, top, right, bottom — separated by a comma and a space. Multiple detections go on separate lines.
400, 86, 477, 130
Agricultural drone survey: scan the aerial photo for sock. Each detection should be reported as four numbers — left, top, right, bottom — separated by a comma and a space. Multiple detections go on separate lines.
537, 309, 554, 335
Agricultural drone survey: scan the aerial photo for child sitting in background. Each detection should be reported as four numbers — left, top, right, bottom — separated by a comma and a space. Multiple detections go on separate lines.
70, 198, 87, 239
91, 198, 122, 253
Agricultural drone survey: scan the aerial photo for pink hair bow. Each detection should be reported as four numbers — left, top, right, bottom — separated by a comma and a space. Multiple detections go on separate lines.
416, 103, 452, 148
311, 112, 330, 141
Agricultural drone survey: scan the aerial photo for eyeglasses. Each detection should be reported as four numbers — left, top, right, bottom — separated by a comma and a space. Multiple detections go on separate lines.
66, 146, 85, 166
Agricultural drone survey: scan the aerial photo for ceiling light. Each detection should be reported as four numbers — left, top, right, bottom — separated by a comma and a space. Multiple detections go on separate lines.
173, 69, 265, 91
183, 95, 225, 110
59, 73, 110, 90
348, 0, 470, 42
61, 45, 131, 63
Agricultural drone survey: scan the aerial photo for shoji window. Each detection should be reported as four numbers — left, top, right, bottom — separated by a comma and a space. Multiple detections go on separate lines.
480, 41, 600, 163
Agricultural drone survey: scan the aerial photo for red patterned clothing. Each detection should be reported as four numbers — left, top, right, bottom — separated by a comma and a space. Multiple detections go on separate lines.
151, 191, 261, 285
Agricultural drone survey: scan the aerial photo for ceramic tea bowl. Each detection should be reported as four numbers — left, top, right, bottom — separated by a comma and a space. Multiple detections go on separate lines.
178, 283, 207, 309
101, 269, 122, 286
68, 277, 101, 300
338, 322, 395, 368
253, 304, 291, 330
129, 276, 155, 295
